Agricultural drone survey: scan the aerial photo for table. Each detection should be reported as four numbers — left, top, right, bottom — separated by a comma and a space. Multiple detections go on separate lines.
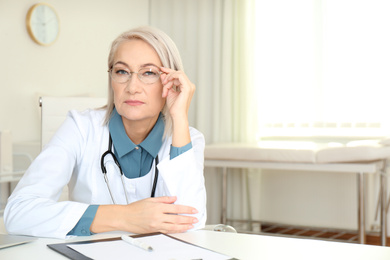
1, 230, 390, 260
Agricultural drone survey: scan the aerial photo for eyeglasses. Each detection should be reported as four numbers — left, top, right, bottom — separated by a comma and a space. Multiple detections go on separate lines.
108, 66, 162, 84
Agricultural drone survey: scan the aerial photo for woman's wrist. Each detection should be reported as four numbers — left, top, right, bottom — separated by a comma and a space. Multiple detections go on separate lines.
171, 116, 190, 147
90, 205, 127, 233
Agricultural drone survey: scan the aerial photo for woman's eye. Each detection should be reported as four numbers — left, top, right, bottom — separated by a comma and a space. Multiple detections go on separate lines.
142, 70, 158, 77
114, 69, 129, 75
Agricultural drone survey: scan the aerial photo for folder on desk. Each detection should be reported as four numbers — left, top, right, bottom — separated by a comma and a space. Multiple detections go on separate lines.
47, 232, 237, 260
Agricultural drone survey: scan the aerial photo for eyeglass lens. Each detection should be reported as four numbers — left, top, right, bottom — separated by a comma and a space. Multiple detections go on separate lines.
110, 66, 161, 84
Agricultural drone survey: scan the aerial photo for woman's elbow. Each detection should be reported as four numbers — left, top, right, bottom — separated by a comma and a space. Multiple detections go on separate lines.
3, 204, 18, 234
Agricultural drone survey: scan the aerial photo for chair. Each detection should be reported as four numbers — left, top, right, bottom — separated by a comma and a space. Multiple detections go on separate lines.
40, 96, 107, 149
39, 96, 107, 201
0, 131, 13, 216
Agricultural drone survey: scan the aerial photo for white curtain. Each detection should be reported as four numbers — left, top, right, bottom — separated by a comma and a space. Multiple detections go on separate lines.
150, 0, 259, 225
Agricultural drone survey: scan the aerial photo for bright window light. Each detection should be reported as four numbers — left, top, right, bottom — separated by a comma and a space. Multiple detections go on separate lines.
254, 0, 390, 138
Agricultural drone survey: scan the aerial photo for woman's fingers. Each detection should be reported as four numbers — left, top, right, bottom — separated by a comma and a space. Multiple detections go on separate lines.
157, 213, 198, 233
160, 67, 179, 84
122, 197, 199, 234
160, 67, 193, 97
157, 222, 194, 234
154, 197, 198, 214
165, 204, 198, 214
150, 195, 177, 204
159, 67, 195, 119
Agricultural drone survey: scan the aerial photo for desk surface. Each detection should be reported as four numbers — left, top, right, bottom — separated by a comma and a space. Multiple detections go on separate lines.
1, 230, 390, 260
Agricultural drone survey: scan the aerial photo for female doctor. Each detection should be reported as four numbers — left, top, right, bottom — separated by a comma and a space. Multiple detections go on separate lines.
4, 26, 206, 239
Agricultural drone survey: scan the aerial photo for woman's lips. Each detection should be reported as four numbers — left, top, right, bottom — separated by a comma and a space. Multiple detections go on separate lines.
125, 100, 144, 106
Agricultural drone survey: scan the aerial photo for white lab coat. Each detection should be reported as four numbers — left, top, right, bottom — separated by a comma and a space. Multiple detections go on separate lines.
4, 109, 207, 239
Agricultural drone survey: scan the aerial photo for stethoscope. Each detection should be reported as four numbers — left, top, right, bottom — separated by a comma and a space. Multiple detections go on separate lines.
100, 134, 159, 204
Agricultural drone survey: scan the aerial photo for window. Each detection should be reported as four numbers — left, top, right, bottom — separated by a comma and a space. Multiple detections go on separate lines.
254, 0, 390, 138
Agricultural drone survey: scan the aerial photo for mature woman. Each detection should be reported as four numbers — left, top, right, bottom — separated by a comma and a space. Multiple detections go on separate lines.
4, 26, 206, 239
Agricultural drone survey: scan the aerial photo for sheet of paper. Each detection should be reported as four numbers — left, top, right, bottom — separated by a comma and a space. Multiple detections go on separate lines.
68, 234, 232, 260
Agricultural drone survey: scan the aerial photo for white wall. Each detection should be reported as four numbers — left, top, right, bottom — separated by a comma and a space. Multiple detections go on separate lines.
0, 0, 149, 143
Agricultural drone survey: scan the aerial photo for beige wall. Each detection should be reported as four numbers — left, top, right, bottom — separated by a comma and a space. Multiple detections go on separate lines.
0, 0, 149, 143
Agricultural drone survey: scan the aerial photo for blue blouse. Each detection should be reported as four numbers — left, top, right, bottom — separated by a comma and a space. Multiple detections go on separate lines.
68, 109, 192, 236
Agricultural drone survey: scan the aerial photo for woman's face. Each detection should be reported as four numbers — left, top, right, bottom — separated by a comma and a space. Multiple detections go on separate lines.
111, 39, 165, 126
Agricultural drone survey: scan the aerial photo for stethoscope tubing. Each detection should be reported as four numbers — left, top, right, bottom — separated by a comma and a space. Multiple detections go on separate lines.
100, 134, 159, 204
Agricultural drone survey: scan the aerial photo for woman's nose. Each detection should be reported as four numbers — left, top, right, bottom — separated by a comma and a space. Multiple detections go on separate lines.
125, 74, 143, 93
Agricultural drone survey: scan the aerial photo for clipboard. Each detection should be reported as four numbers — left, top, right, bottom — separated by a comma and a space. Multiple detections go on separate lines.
47, 232, 238, 260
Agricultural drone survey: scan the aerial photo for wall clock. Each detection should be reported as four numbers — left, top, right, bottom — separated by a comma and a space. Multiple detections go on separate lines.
26, 3, 60, 46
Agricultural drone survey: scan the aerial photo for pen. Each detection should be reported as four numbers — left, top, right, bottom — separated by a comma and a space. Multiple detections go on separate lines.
121, 235, 154, 252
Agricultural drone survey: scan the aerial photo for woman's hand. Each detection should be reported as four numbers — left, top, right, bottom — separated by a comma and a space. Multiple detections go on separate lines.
90, 196, 198, 234
160, 67, 195, 147
160, 67, 195, 120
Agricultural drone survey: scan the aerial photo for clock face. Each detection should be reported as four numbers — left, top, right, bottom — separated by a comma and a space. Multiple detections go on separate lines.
27, 4, 59, 46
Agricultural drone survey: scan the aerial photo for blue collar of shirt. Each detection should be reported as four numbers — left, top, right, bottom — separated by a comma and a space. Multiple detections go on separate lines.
108, 108, 164, 158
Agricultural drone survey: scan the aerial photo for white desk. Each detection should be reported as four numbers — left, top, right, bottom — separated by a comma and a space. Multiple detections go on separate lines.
1, 230, 390, 260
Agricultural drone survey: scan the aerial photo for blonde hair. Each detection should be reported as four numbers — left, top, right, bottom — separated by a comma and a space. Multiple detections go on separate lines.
104, 26, 184, 138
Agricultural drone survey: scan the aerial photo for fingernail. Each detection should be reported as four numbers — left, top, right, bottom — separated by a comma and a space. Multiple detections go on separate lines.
193, 218, 198, 223
192, 209, 198, 214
